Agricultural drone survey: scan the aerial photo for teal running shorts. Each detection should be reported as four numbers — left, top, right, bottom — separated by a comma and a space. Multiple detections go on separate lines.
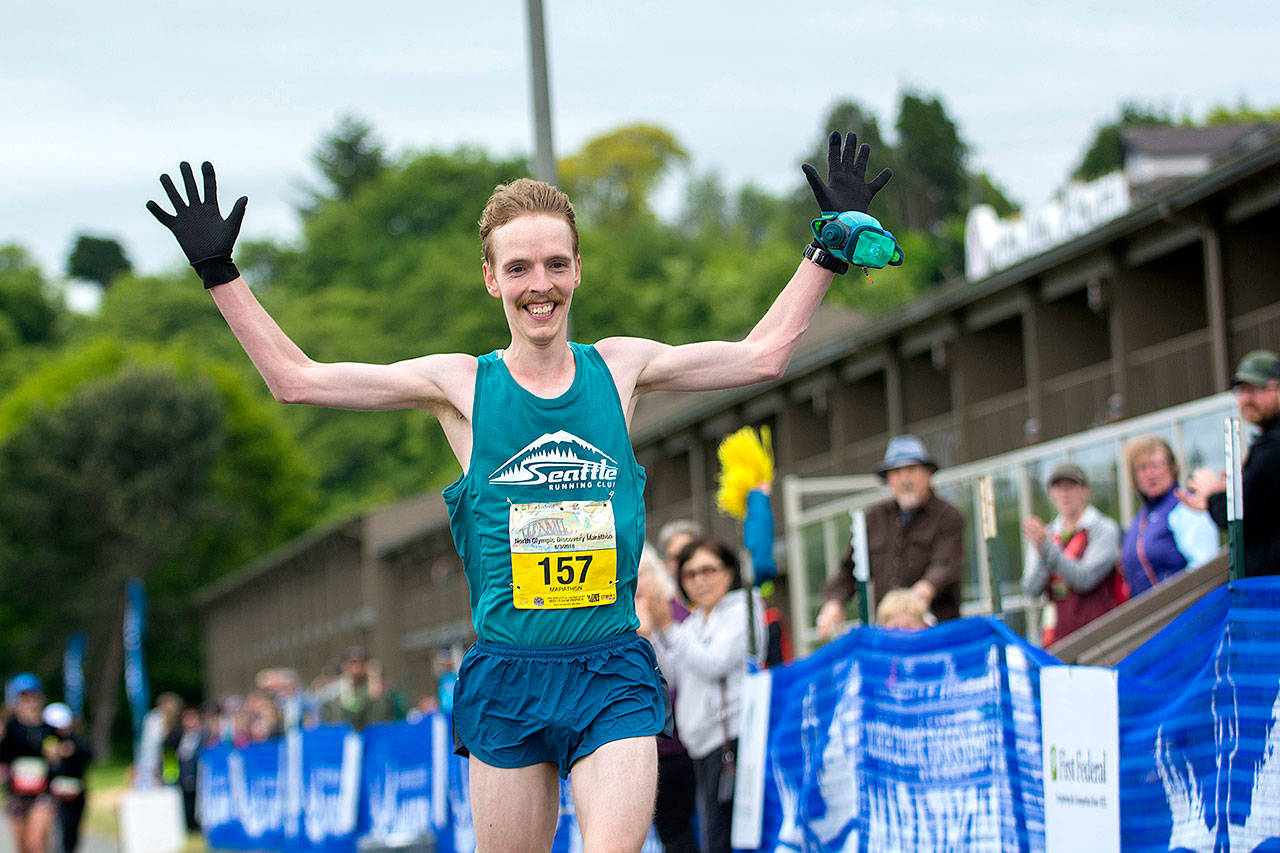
452, 630, 669, 778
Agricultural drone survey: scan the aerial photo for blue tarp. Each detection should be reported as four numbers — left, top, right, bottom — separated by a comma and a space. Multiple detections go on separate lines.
755, 578, 1280, 852
1116, 578, 1280, 852
359, 716, 443, 847
759, 614, 1057, 852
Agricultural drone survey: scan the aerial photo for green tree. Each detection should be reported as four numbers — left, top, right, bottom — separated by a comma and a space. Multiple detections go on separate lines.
559, 124, 690, 224
67, 234, 132, 288
1073, 102, 1174, 181
969, 172, 1019, 217
895, 91, 968, 229
91, 272, 247, 366
0, 245, 62, 347
805, 100, 893, 167
1204, 101, 1280, 125
306, 113, 388, 207
288, 147, 524, 293
0, 342, 319, 757
0, 367, 224, 757
734, 184, 792, 247
679, 172, 729, 238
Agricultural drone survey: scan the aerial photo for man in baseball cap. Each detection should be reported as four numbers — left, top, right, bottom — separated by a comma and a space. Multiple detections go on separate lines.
816, 434, 965, 638
1183, 350, 1280, 577
1020, 464, 1124, 645
7, 673, 42, 701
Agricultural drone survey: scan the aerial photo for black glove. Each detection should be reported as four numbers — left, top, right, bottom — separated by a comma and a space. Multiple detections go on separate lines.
146, 161, 248, 289
802, 132, 892, 215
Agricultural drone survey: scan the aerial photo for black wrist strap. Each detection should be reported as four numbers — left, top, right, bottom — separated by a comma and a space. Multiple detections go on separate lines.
804, 241, 848, 275
193, 257, 240, 289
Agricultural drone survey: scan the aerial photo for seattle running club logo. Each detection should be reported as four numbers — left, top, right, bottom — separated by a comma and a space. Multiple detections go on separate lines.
489, 430, 619, 491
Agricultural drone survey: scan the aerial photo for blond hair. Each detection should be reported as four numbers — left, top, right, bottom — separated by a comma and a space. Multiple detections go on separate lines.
478, 178, 578, 266
1123, 434, 1179, 489
876, 588, 930, 628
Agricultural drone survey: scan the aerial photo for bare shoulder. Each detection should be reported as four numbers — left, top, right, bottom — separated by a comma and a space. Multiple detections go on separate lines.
594, 335, 664, 361
594, 336, 666, 380
399, 352, 479, 413
593, 337, 669, 425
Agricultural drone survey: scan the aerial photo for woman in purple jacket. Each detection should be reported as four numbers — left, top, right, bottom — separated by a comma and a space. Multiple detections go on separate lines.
1120, 435, 1221, 597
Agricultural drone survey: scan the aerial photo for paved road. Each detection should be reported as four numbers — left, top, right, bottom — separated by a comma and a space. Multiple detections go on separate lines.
0, 820, 120, 853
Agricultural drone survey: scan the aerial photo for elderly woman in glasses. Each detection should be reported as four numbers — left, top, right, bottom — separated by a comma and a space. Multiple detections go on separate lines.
638, 535, 765, 853
1121, 435, 1221, 597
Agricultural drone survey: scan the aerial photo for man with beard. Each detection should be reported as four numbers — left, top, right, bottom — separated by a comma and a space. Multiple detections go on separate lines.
1181, 350, 1280, 577
816, 435, 965, 637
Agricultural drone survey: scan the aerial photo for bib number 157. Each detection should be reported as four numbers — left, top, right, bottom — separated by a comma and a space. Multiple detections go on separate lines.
539, 554, 592, 586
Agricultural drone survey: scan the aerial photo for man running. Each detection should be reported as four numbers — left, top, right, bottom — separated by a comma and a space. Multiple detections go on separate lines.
147, 132, 890, 852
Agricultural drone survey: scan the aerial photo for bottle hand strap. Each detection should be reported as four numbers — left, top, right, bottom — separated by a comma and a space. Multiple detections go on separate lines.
811, 211, 905, 269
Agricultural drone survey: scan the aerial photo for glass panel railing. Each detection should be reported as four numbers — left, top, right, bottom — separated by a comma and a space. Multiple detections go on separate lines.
1071, 440, 1123, 524
1026, 452, 1069, 522
1181, 408, 1227, 472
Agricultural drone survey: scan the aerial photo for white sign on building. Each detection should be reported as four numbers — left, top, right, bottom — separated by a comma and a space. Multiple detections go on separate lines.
965, 172, 1131, 281
1041, 666, 1121, 853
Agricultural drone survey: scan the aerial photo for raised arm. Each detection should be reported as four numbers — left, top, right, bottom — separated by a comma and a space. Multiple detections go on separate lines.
598, 133, 892, 399
206, 279, 475, 412
146, 162, 475, 418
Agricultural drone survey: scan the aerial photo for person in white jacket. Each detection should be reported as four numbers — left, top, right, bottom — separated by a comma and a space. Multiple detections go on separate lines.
639, 535, 764, 853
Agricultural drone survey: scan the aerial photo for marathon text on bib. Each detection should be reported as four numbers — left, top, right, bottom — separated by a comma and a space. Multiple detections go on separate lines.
509, 500, 618, 609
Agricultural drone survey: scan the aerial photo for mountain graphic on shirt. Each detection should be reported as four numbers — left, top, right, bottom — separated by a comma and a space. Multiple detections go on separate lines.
489, 430, 619, 487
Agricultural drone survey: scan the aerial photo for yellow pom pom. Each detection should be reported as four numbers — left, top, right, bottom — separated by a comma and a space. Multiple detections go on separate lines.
715, 426, 773, 519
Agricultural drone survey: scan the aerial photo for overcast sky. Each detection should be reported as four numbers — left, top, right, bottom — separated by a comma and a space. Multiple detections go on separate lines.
5, 0, 1278, 282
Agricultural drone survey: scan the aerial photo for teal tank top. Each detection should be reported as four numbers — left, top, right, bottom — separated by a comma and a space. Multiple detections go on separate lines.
442, 343, 646, 646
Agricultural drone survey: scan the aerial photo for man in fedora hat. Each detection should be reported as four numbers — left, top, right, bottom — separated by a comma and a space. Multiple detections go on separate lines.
816, 435, 965, 638
1182, 349, 1280, 577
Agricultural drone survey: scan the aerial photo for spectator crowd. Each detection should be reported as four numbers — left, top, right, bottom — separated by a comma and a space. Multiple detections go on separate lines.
811, 347, 1280, 653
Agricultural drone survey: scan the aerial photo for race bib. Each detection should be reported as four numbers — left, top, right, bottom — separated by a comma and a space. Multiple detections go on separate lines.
509, 500, 618, 609
10, 756, 48, 795
49, 776, 83, 800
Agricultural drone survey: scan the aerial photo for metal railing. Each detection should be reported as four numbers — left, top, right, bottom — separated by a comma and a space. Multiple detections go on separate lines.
783, 391, 1236, 655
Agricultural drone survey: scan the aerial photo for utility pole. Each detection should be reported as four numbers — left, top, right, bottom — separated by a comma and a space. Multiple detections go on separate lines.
525, 0, 559, 186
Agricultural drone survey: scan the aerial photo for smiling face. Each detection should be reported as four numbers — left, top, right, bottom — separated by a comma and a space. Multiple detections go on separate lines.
483, 214, 580, 349
680, 547, 734, 612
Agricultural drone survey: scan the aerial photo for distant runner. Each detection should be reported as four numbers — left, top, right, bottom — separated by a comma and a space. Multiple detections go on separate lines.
1, 674, 55, 853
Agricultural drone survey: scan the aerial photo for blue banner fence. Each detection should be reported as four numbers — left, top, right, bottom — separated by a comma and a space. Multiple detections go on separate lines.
199, 578, 1280, 852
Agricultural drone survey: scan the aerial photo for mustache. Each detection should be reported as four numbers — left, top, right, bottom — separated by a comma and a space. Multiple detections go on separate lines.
517, 293, 566, 309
